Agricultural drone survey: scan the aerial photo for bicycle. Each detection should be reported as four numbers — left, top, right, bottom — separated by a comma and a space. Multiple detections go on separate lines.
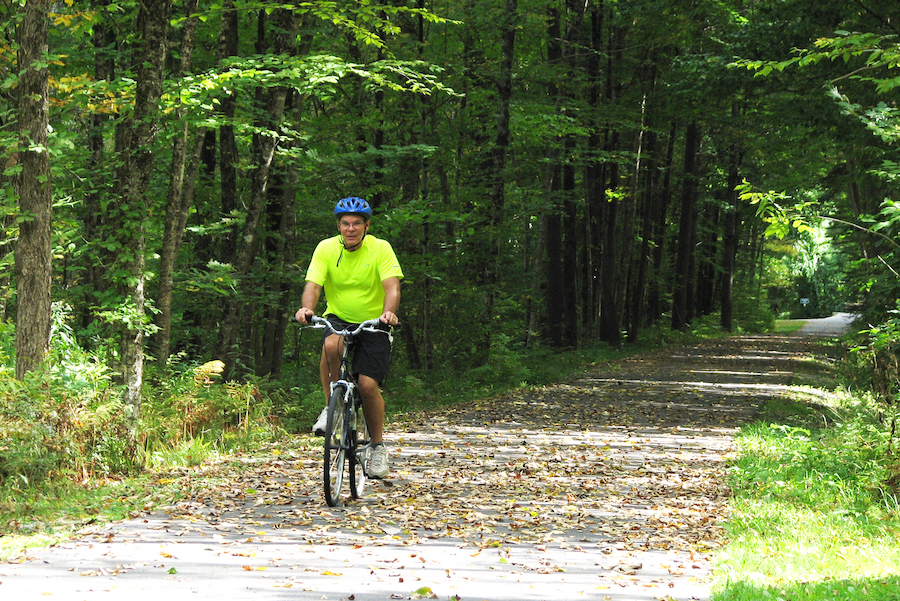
304, 315, 390, 507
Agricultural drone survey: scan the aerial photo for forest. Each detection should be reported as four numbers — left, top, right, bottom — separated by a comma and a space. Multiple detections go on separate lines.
2, 0, 900, 481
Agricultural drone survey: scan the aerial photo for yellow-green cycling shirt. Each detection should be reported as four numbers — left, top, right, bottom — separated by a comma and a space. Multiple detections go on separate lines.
305, 234, 404, 324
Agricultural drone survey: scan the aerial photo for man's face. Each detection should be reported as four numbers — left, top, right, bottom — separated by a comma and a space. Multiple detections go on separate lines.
338, 215, 368, 248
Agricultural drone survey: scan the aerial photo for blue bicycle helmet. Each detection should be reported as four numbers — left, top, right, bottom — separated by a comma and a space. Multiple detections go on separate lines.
334, 197, 372, 219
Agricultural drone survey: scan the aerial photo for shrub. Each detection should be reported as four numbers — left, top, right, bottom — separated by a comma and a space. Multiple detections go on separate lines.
844, 305, 900, 446
141, 359, 286, 457
0, 306, 141, 485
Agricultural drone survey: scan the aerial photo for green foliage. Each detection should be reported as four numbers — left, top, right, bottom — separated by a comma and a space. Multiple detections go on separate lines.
736, 180, 816, 240
735, 182, 848, 318
732, 287, 777, 333
844, 305, 900, 432
779, 226, 846, 319
730, 419, 888, 510
0, 375, 73, 486
0, 364, 138, 486
94, 297, 161, 337
173, 54, 456, 131
0, 320, 12, 376
0, 305, 289, 486
734, 30, 900, 94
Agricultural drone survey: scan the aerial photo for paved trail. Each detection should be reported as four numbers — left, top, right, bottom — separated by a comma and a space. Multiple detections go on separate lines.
0, 315, 854, 601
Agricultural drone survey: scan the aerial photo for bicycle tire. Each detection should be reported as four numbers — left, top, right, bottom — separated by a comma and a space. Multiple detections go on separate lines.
323, 384, 347, 507
349, 399, 370, 499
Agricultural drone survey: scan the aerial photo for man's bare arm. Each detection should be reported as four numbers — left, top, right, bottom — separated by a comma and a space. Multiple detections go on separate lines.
295, 281, 323, 324
380, 276, 401, 325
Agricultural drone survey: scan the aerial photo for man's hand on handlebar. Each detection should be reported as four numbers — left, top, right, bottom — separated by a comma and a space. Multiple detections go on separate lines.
294, 307, 314, 324
294, 309, 399, 330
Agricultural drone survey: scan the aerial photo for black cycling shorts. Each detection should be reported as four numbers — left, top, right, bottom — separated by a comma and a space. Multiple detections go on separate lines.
322, 315, 393, 385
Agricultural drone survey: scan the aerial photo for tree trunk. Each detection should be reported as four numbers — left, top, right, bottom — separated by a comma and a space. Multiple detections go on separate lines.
542, 2, 564, 347
217, 0, 239, 264
562, 135, 578, 345
598, 18, 621, 346
598, 150, 621, 345
629, 123, 657, 343
695, 204, 720, 317
258, 160, 296, 379
647, 121, 676, 324
14, 0, 52, 379
583, 1, 604, 337
474, 0, 516, 360
560, 0, 585, 345
81, 0, 116, 338
672, 121, 701, 331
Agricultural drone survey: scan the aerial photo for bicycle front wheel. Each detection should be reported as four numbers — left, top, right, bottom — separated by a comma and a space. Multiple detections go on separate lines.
323, 384, 347, 507
349, 400, 370, 499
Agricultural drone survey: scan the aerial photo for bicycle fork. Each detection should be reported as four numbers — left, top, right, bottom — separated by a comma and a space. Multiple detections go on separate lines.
329, 380, 354, 441
331, 380, 372, 466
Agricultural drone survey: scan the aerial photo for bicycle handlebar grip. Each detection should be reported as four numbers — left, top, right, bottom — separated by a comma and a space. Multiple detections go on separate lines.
293, 313, 324, 326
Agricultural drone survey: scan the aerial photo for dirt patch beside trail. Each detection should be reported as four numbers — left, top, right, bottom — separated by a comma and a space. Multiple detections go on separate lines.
0, 318, 850, 601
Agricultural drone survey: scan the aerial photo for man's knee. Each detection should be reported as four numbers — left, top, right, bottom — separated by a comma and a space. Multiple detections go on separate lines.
322, 334, 342, 355
321, 336, 342, 365
357, 375, 380, 399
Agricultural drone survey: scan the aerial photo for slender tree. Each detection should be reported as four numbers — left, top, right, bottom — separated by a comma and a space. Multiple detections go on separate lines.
672, 121, 701, 331
156, 0, 200, 364
478, 0, 517, 356
721, 132, 742, 331
541, 1, 565, 347
216, 6, 297, 376
109, 0, 170, 418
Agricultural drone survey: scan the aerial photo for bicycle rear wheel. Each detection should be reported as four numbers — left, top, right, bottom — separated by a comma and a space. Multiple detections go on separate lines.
349, 400, 370, 499
323, 384, 347, 507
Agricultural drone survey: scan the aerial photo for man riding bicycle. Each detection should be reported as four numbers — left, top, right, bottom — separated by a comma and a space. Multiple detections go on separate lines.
294, 197, 403, 479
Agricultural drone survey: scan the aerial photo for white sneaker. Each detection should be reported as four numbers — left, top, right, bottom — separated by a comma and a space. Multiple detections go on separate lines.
312, 407, 328, 436
368, 443, 389, 479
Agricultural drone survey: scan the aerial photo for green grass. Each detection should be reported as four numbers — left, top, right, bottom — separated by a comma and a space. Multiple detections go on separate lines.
713, 393, 900, 600
775, 319, 808, 333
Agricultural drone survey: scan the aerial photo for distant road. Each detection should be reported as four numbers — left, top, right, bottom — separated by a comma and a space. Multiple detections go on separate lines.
795, 312, 858, 337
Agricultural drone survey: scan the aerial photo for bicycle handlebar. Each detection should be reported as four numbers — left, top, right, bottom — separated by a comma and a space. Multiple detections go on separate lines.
297, 315, 394, 337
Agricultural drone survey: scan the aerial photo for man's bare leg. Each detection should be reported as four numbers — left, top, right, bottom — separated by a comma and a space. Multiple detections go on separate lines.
319, 334, 343, 400
357, 374, 384, 444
